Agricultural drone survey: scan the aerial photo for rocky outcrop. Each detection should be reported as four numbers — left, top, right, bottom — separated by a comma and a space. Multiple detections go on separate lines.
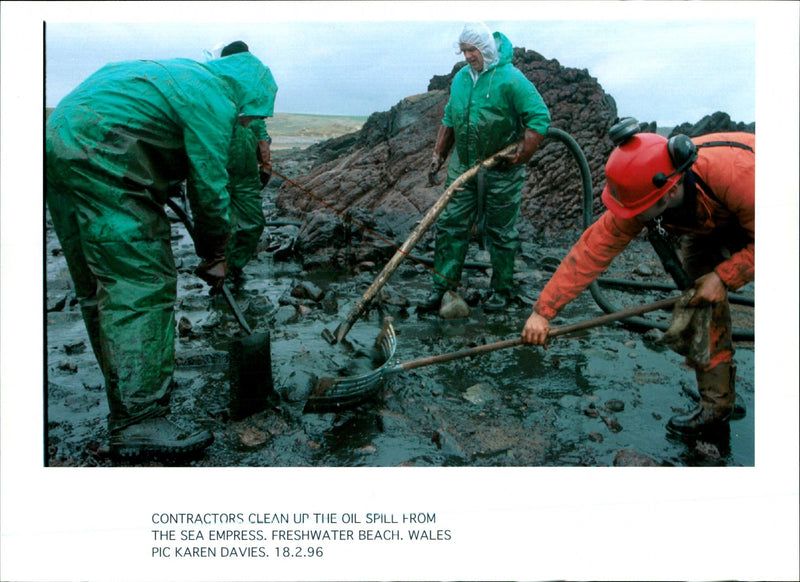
669, 111, 755, 138
273, 48, 753, 269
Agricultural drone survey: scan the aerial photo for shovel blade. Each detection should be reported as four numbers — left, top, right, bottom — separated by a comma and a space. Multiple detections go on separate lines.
229, 331, 277, 420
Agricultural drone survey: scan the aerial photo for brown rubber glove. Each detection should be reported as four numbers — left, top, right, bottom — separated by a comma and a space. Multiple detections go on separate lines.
427, 125, 455, 186
494, 128, 545, 170
427, 155, 444, 186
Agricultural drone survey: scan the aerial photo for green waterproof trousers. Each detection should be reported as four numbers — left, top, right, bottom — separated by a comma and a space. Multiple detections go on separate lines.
226, 124, 266, 272
433, 165, 525, 295
47, 155, 176, 431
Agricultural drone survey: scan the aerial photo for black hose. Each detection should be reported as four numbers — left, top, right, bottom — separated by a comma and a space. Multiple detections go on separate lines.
597, 278, 754, 307
545, 127, 754, 340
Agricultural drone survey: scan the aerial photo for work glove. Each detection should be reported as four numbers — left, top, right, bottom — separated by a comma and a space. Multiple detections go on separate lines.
427, 154, 444, 186
493, 128, 545, 171
492, 152, 517, 172
194, 232, 230, 292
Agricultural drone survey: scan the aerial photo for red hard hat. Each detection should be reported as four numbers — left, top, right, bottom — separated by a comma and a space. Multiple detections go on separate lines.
601, 133, 680, 219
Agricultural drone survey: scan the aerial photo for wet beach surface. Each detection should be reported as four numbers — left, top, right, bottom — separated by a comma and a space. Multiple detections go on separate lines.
44, 187, 755, 468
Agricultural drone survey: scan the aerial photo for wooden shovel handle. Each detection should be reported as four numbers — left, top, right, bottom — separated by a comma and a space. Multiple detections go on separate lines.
332, 144, 517, 344
398, 296, 680, 372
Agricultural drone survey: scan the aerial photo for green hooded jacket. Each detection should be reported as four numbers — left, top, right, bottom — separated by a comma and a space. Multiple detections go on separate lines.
443, 31, 550, 168
46, 52, 278, 238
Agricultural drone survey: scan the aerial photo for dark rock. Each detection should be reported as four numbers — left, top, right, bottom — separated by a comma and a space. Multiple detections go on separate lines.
602, 415, 623, 433
670, 111, 755, 138
431, 428, 468, 460
274, 305, 298, 325
321, 295, 339, 315
174, 349, 227, 367
613, 449, 662, 467
695, 440, 722, 460
291, 281, 325, 302
64, 341, 86, 355
47, 294, 68, 313
276, 48, 754, 263
357, 261, 376, 272
177, 316, 193, 337
247, 295, 275, 317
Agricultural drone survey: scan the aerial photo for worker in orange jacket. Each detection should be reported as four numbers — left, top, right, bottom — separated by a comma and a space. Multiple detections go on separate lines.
522, 118, 754, 437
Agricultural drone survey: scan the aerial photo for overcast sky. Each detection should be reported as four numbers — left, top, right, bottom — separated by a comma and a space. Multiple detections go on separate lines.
42, 3, 761, 127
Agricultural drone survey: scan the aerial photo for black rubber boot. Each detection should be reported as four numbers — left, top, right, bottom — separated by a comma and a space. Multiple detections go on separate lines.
110, 416, 214, 460
667, 363, 735, 437
417, 291, 444, 313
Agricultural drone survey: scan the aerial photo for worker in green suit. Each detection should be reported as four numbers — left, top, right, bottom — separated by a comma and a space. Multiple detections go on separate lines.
217, 40, 275, 284
46, 51, 278, 460
424, 22, 551, 313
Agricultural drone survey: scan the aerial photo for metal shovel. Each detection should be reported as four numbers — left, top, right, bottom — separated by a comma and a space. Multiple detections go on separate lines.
305, 296, 680, 412
166, 198, 276, 419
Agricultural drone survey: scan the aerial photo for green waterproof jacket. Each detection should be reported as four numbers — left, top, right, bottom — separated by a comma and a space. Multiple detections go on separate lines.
46, 52, 278, 237
443, 32, 550, 168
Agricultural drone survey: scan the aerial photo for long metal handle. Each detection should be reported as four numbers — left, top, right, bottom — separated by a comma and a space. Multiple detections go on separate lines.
396, 296, 680, 372
331, 144, 517, 344
221, 284, 253, 335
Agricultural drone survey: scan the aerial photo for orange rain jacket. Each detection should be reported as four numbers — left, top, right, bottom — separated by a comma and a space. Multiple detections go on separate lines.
534, 132, 755, 320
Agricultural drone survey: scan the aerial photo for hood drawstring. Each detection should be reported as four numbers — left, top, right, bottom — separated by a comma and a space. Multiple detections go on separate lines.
485, 67, 497, 99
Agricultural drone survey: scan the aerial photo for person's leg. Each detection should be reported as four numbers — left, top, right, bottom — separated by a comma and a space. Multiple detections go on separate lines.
227, 180, 265, 277
226, 126, 265, 279
47, 153, 212, 457
421, 181, 478, 312
667, 232, 736, 436
483, 170, 523, 310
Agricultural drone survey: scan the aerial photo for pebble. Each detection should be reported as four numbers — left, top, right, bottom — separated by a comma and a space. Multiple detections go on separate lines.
177, 316, 193, 337
642, 329, 661, 342
236, 426, 269, 448
274, 305, 297, 325
695, 441, 721, 460
613, 449, 661, 467
291, 281, 325, 302
439, 290, 470, 319
602, 415, 623, 433
58, 362, 78, 373
463, 383, 494, 405
64, 341, 86, 355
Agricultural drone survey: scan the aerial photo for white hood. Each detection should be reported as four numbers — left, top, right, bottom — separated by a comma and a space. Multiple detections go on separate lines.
457, 21, 499, 80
